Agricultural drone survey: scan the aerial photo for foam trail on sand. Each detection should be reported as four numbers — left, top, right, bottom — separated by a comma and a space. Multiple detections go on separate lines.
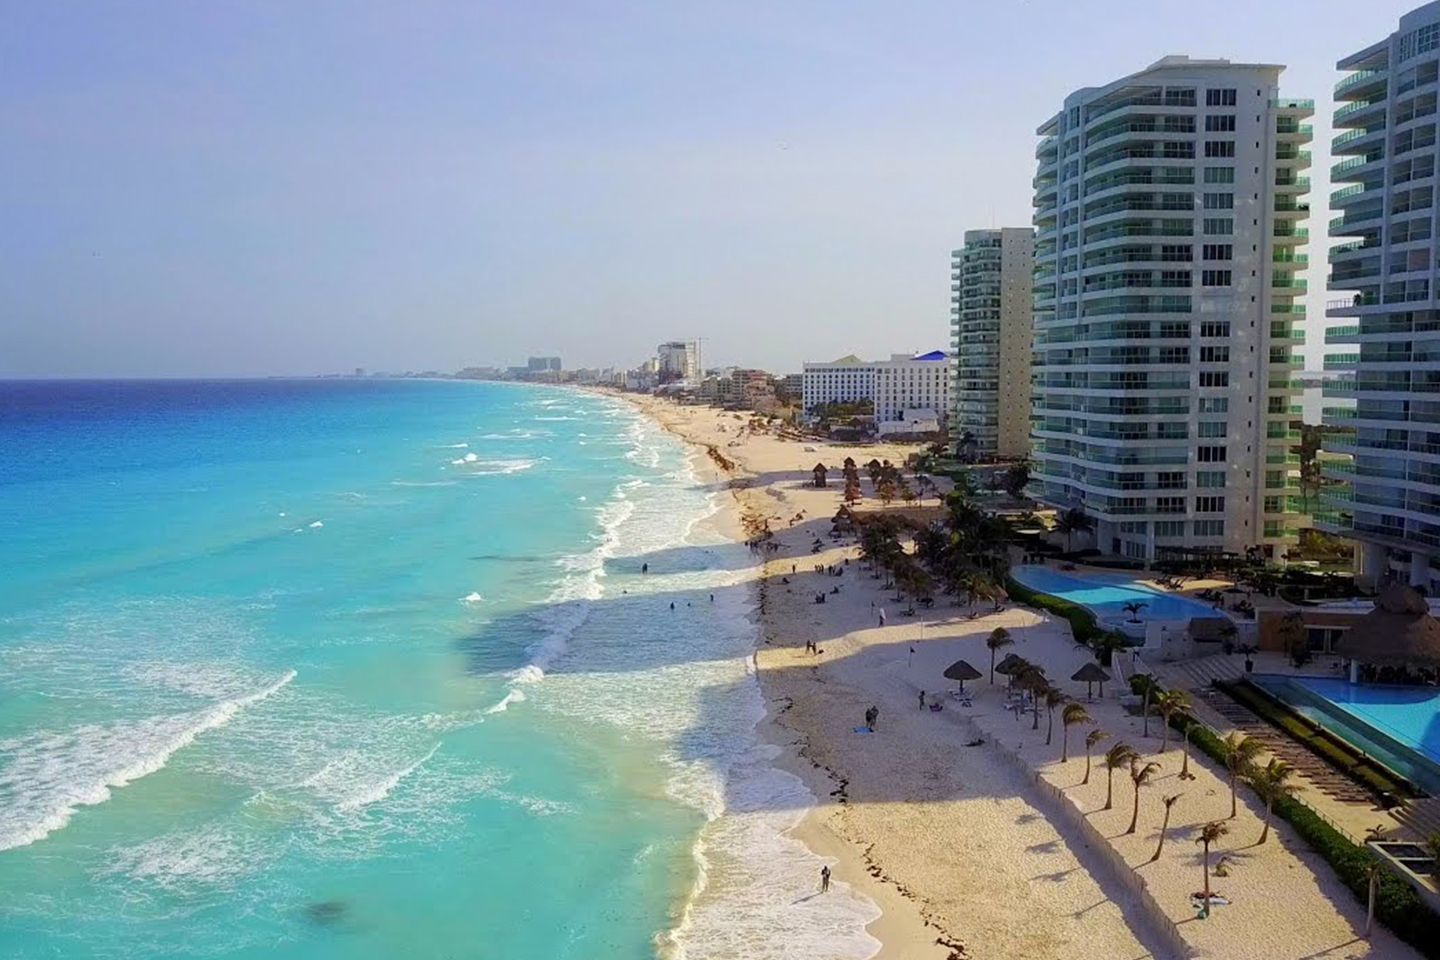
0, 670, 296, 852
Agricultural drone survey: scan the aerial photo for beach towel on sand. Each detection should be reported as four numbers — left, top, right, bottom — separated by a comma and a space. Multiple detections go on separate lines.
853, 726, 874, 734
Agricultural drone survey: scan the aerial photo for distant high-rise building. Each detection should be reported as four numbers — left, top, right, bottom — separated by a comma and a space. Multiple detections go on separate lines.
527, 356, 562, 372
656, 341, 700, 382
951, 228, 1035, 460
1323, 1, 1440, 590
1030, 56, 1312, 563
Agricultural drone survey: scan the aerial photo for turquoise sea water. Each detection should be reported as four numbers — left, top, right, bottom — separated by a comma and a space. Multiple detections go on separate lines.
0, 380, 879, 960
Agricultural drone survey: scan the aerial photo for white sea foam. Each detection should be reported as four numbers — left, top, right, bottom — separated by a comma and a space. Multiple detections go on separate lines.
438, 443, 469, 449
462, 592, 485, 604
308, 520, 323, 529
336, 743, 439, 812
391, 479, 458, 487
451, 452, 480, 465
0, 670, 296, 852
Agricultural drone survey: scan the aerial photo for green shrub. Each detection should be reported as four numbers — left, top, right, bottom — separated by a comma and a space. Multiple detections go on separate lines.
1143, 679, 1440, 956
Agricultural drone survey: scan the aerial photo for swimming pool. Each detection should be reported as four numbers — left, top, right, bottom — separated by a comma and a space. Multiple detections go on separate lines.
1011, 564, 1220, 624
1250, 674, 1440, 793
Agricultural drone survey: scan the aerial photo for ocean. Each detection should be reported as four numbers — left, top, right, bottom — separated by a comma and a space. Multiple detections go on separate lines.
0, 379, 879, 960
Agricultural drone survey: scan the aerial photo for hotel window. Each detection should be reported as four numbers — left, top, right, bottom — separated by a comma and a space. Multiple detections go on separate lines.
1202, 243, 1233, 260
1197, 445, 1227, 462
1206, 88, 1237, 107
1202, 192, 1234, 210
1198, 421, 1228, 438
1199, 396, 1229, 413
1199, 321, 1231, 338
1204, 166, 1236, 183
1193, 519, 1225, 536
1203, 217, 1233, 235
1155, 520, 1185, 537
1195, 495, 1225, 513
1205, 115, 1237, 132
1204, 140, 1236, 158
1200, 346, 1230, 363
1157, 496, 1185, 513
1201, 269, 1232, 287
1196, 470, 1226, 488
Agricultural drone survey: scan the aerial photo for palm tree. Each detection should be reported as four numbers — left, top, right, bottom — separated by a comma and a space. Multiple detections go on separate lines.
1247, 758, 1298, 845
1218, 732, 1264, 819
1121, 601, 1148, 622
1061, 703, 1094, 762
986, 627, 1013, 684
1195, 820, 1229, 912
1054, 506, 1093, 552
1149, 794, 1182, 863
1136, 675, 1156, 739
1126, 757, 1162, 835
1103, 742, 1137, 811
1365, 859, 1385, 938
1082, 728, 1109, 785
1044, 688, 1067, 745
1154, 689, 1191, 753
1179, 722, 1197, 780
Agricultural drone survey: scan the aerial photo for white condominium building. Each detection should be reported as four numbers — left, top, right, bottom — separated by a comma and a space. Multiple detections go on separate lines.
802, 352, 950, 424
1030, 56, 1312, 563
657, 341, 700, 382
1324, 1, 1440, 592
951, 228, 1035, 459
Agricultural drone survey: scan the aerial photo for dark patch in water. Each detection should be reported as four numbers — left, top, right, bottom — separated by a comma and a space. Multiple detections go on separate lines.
305, 900, 347, 926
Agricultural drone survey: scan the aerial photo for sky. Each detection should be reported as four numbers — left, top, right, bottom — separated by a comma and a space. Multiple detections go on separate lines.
0, 0, 1425, 378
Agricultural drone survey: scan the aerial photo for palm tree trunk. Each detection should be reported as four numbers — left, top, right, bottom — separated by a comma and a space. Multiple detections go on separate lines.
1046, 710, 1054, 746
1082, 749, 1091, 784
1366, 871, 1377, 937
1181, 728, 1191, 778
1150, 807, 1172, 862
1229, 772, 1238, 819
1104, 769, 1114, 810
1160, 714, 1170, 752
1202, 842, 1212, 910
989, 648, 995, 684
1126, 784, 1140, 834
1061, 731, 1069, 763
1031, 704, 1040, 730
1259, 801, 1271, 845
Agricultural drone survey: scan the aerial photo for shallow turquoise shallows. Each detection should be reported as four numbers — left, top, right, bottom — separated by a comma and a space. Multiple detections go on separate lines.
1011, 565, 1217, 622
0, 380, 881, 960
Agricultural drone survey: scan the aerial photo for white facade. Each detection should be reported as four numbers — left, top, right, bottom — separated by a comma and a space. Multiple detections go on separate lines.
802, 352, 949, 429
873, 352, 951, 423
951, 228, 1036, 459
657, 341, 700, 382
1030, 56, 1312, 563
1324, 1, 1440, 592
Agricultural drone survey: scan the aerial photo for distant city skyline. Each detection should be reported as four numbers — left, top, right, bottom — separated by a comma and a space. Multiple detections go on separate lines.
0, 0, 1422, 377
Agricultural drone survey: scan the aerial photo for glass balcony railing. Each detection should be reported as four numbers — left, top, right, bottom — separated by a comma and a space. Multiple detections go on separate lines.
1334, 69, 1386, 96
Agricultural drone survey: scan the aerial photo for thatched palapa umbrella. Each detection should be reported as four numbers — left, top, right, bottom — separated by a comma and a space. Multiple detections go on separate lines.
1337, 585, 1440, 668
1071, 662, 1112, 701
994, 653, 1029, 687
943, 659, 982, 693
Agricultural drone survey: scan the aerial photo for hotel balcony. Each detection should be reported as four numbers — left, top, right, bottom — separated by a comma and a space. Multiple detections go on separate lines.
1332, 126, 1387, 156
1334, 68, 1388, 102
1333, 97, 1387, 129
1330, 151, 1386, 182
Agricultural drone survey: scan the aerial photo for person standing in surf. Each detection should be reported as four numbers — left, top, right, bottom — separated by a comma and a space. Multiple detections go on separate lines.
820, 865, 831, 893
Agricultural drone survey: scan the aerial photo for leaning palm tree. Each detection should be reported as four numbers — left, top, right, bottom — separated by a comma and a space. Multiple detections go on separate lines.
1103, 742, 1137, 811
1044, 688, 1067, 745
1179, 721, 1197, 780
1365, 859, 1385, 938
1154, 689, 1191, 753
1061, 703, 1094, 762
1121, 601, 1148, 622
1196, 820, 1229, 912
1149, 793, 1182, 863
1218, 732, 1264, 819
1082, 728, 1110, 785
1247, 758, 1298, 845
1126, 757, 1162, 835
986, 627, 1013, 684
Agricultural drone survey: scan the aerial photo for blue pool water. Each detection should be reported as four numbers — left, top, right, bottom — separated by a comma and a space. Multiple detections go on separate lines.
0, 380, 879, 960
1251, 675, 1440, 791
1011, 565, 1219, 623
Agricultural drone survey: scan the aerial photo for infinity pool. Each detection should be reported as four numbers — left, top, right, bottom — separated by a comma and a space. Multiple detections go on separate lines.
1012, 564, 1220, 623
1251, 674, 1440, 792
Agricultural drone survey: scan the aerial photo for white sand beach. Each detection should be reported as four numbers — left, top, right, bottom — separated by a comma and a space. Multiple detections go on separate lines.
619, 390, 1425, 960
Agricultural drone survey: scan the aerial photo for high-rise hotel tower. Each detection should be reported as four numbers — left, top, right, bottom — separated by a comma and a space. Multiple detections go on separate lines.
1029, 56, 1312, 563
1324, 1, 1440, 591
951, 228, 1035, 460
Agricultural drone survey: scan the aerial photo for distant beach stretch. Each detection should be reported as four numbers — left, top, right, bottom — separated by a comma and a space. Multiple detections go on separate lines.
622, 389, 1425, 960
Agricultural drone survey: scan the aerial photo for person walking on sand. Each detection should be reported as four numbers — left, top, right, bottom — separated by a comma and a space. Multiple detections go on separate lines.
820, 865, 831, 893
918, 690, 926, 710
878, 608, 886, 628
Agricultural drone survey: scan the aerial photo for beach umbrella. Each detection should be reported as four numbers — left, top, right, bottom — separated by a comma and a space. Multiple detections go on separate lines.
942, 659, 982, 692
1337, 585, 1440, 668
1071, 662, 1112, 700
994, 654, 1032, 690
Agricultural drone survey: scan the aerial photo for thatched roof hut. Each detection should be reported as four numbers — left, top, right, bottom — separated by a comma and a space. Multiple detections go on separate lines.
1337, 585, 1440, 667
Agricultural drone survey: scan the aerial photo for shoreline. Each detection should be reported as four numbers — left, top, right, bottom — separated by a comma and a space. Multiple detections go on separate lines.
605, 389, 952, 960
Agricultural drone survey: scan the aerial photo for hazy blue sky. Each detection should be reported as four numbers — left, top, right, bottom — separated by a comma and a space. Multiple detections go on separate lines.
0, 1, 1422, 377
